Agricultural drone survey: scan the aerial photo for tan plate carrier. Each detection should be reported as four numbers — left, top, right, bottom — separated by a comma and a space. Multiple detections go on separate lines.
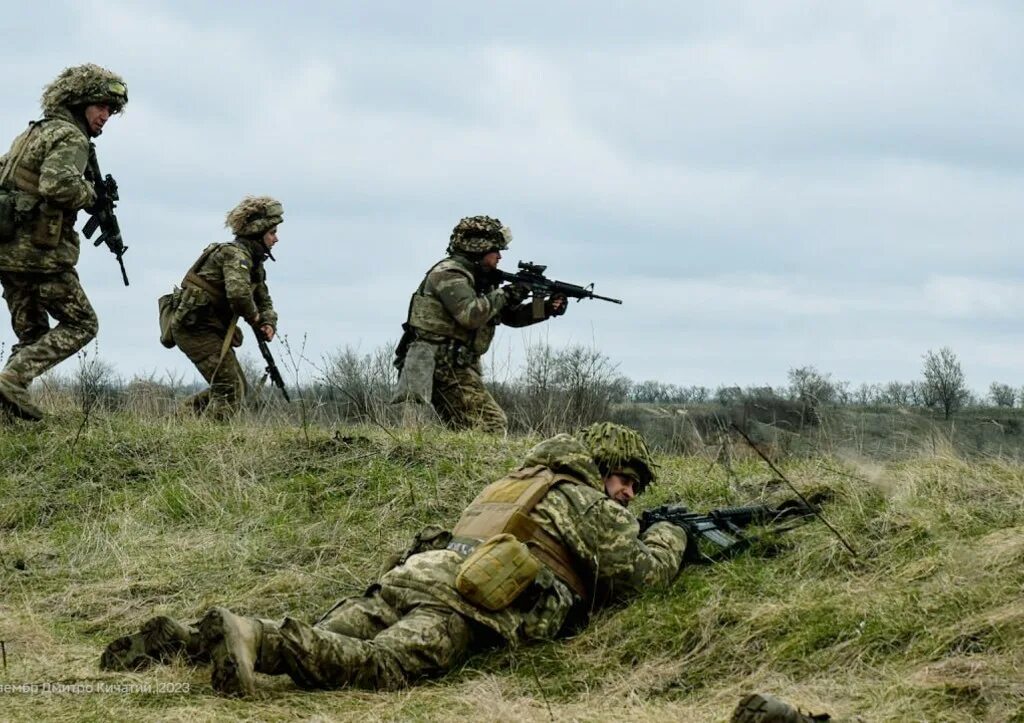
451, 465, 590, 599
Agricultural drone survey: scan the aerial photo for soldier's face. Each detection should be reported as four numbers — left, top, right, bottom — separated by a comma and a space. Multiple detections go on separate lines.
480, 250, 501, 272
84, 104, 111, 136
604, 474, 638, 507
263, 227, 279, 248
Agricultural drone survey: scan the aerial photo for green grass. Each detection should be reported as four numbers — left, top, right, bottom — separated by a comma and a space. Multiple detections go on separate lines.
3, 408, 1024, 721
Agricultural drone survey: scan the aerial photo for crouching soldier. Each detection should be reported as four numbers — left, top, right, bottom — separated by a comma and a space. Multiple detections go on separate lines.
100, 423, 688, 696
162, 196, 282, 419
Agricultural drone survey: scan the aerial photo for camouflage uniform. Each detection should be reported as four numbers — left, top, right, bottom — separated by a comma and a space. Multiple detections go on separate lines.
0, 64, 127, 419
396, 215, 564, 435
101, 425, 688, 695
170, 197, 281, 419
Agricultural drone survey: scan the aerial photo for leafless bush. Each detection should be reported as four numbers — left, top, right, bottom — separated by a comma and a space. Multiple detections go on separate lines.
491, 342, 629, 435
315, 343, 398, 424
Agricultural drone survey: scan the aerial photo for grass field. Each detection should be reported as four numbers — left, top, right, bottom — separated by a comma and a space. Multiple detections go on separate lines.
2, 404, 1024, 721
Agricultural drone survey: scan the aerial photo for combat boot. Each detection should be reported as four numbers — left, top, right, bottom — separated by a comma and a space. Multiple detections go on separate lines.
100, 616, 206, 671
199, 607, 262, 697
731, 693, 831, 723
0, 371, 43, 421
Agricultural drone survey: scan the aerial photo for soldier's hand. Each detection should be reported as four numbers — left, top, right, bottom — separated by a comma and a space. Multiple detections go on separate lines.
503, 283, 530, 306
546, 293, 568, 317
259, 324, 275, 342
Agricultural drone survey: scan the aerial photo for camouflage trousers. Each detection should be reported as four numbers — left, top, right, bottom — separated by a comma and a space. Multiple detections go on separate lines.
251, 584, 478, 690
171, 320, 247, 420
0, 269, 98, 385
432, 357, 507, 435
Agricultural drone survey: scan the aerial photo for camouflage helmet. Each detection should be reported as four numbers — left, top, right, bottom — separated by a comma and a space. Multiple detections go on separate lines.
226, 196, 284, 238
448, 215, 512, 255
577, 422, 658, 493
41, 64, 128, 115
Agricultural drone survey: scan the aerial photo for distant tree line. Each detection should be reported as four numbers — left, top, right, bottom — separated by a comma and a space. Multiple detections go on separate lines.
629, 346, 1015, 421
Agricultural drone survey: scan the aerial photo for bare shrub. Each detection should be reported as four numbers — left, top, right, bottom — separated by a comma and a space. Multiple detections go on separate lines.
315, 343, 398, 424
491, 342, 629, 435
989, 382, 1016, 408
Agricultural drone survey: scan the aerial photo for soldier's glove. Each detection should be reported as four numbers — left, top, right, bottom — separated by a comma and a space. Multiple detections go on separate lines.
545, 293, 568, 317
503, 283, 530, 306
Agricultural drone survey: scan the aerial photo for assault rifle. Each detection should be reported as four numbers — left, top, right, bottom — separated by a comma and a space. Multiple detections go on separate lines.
496, 261, 622, 304
639, 499, 815, 563
256, 336, 290, 402
82, 145, 129, 286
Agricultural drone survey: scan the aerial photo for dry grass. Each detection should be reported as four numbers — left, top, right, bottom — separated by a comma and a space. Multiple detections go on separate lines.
2, 402, 1024, 721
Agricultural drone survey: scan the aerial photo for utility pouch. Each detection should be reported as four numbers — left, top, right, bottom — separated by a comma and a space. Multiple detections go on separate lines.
390, 340, 436, 404
157, 288, 180, 348
0, 191, 15, 242
30, 203, 62, 249
455, 533, 539, 612
452, 343, 475, 368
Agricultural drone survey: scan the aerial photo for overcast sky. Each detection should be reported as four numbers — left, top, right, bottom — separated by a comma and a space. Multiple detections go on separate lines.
2, 1, 1023, 392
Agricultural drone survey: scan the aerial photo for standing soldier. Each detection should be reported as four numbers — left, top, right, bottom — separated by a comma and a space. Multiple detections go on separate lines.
165, 196, 282, 419
393, 215, 567, 434
0, 64, 128, 420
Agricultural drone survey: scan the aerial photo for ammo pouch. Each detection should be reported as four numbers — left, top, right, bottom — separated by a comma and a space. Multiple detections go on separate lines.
451, 466, 591, 603
0, 191, 15, 242
30, 202, 62, 249
455, 533, 539, 612
157, 288, 180, 348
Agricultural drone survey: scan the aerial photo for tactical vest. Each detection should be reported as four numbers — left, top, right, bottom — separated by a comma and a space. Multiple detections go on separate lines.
181, 242, 262, 305
405, 258, 474, 343
404, 258, 499, 356
181, 243, 230, 304
451, 465, 591, 599
0, 121, 45, 196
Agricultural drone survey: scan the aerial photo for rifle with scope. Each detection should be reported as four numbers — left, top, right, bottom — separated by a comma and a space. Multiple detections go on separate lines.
496, 261, 622, 304
639, 499, 816, 563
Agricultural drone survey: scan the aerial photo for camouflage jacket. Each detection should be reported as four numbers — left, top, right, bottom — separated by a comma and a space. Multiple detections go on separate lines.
405, 253, 551, 357
172, 238, 277, 332
381, 434, 687, 642
0, 107, 96, 272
